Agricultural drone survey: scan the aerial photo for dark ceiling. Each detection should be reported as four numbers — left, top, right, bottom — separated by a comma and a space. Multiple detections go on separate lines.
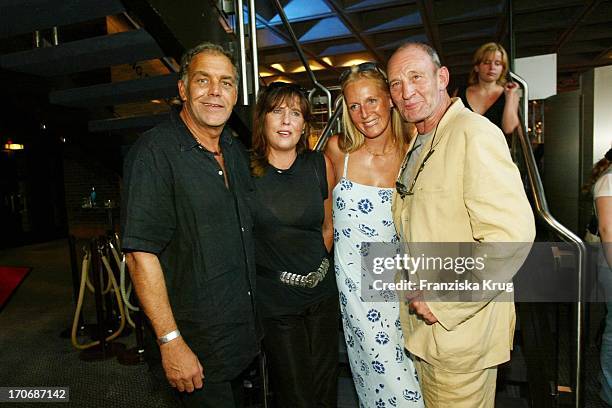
0, 0, 610, 135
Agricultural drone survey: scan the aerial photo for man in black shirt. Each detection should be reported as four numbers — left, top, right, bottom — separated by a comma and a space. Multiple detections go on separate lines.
121, 42, 259, 407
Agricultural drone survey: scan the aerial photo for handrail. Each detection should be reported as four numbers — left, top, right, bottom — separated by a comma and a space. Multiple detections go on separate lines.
270, 0, 332, 121
247, 0, 259, 99
510, 70, 586, 408
510, 72, 528, 136
314, 95, 344, 152
236, 0, 249, 105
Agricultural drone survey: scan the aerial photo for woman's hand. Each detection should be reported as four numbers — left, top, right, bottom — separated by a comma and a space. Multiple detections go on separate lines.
502, 82, 520, 134
504, 82, 519, 99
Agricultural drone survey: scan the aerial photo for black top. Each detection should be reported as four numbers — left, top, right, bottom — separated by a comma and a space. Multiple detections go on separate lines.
458, 86, 506, 133
121, 109, 260, 382
251, 151, 337, 317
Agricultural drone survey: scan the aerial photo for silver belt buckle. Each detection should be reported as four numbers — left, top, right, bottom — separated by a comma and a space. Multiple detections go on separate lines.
304, 272, 318, 288
279, 257, 330, 288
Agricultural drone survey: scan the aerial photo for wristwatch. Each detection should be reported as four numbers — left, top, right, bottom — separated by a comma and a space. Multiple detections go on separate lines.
157, 329, 181, 345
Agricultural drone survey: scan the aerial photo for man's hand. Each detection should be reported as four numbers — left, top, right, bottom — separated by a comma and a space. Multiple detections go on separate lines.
160, 337, 204, 393
407, 292, 438, 325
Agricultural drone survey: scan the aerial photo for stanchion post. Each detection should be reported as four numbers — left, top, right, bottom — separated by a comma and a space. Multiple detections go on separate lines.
90, 238, 108, 355
134, 309, 145, 351
64, 235, 85, 336
100, 239, 116, 334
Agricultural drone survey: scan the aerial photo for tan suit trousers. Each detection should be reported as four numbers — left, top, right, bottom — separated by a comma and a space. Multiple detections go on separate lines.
413, 357, 498, 408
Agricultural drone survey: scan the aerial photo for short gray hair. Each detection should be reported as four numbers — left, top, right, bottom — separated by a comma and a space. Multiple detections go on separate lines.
393, 41, 442, 69
179, 42, 239, 84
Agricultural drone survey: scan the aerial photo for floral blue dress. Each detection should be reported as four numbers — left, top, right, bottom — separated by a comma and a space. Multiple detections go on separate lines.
333, 154, 423, 408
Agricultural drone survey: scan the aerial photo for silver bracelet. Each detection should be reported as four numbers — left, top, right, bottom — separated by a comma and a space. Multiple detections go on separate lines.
157, 329, 181, 345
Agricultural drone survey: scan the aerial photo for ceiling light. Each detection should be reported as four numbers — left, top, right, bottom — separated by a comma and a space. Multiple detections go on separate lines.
341, 59, 371, 67
269, 78, 294, 84
291, 64, 324, 73
270, 63, 285, 72
3, 139, 24, 151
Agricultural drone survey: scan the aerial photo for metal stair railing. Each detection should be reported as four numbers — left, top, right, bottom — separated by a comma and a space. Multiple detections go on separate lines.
270, 0, 332, 122
510, 71, 586, 408
314, 95, 344, 152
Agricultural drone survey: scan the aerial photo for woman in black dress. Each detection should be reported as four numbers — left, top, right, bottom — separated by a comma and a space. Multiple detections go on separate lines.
250, 82, 338, 407
456, 42, 520, 135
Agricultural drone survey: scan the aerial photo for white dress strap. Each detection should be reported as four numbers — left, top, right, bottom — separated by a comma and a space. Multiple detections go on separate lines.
343, 153, 349, 178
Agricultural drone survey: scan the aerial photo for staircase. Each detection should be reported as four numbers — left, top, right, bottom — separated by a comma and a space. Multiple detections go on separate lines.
0, 0, 239, 138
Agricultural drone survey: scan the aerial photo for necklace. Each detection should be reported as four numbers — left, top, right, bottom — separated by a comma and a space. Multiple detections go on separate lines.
195, 140, 222, 156
269, 150, 297, 172
363, 141, 394, 157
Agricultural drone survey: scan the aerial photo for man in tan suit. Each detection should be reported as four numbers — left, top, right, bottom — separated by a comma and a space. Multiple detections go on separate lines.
387, 42, 535, 407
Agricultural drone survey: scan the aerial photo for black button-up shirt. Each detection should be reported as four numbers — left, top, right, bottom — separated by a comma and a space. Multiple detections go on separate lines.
121, 109, 260, 382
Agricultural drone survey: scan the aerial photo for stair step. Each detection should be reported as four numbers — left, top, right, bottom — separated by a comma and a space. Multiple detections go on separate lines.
0, 0, 125, 38
50, 74, 178, 107
0, 29, 163, 76
495, 396, 530, 408
337, 376, 358, 408
499, 345, 528, 383
88, 113, 170, 132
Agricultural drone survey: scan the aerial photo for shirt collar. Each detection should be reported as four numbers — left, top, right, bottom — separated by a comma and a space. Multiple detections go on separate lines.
171, 108, 234, 152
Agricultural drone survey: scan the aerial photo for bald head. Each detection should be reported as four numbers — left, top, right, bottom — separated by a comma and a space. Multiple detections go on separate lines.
389, 42, 441, 71
387, 42, 450, 133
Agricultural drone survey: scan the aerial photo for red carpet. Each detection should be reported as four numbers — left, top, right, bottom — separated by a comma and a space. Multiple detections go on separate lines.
0, 266, 31, 309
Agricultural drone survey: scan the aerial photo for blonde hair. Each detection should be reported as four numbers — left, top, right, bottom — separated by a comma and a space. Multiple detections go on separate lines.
339, 68, 413, 153
468, 42, 509, 87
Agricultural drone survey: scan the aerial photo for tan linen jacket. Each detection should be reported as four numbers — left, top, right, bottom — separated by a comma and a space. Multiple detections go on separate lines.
391, 98, 536, 373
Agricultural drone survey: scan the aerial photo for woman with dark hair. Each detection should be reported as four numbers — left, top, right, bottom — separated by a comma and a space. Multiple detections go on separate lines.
326, 63, 423, 407
250, 82, 338, 407
455, 42, 520, 135
585, 148, 612, 404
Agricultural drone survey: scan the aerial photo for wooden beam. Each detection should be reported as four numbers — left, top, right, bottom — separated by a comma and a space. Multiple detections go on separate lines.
416, 0, 444, 64
341, 0, 412, 14
514, 1, 584, 15
321, 0, 385, 63
552, 0, 602, 53
594, 45, 612, 61
558, 60, 612, 73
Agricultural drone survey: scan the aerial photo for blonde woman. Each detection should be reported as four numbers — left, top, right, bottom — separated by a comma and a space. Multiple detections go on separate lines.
325, 63, 423, 407
456, 42, 520, 135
